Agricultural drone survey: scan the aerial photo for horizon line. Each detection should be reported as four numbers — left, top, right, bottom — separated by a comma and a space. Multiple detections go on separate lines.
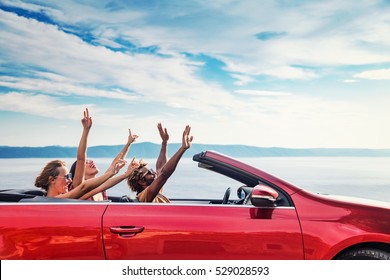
1, 143, 390, 150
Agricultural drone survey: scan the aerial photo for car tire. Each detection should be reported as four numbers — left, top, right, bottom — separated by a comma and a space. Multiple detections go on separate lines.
335, 247, 390, 260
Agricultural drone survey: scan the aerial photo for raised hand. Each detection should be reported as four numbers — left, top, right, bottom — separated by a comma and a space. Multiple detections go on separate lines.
125, 157, 140, 175
107, 152, 127, 175
158, 122, 169, 143
182, 125, 193, 150
127, 129, 139, 144
81, 108, 92, 130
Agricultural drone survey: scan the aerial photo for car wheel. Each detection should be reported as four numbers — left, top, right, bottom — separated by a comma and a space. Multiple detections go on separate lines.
335, 247, 390, 260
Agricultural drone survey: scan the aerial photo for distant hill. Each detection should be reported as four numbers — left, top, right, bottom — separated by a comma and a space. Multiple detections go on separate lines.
1, 143, 390, 158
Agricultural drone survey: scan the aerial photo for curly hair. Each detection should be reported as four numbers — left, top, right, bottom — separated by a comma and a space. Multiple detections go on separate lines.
126, 160, 149, 194
35, 160, 66, 191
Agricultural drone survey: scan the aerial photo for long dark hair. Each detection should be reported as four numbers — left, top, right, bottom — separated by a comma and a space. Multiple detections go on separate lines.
69, 160, 77, 181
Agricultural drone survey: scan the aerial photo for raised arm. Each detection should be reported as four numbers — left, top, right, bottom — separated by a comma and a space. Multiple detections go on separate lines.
156, 122, 169, 173
119, 129, 138, 160
144, 125, 193, 202
58, 153, 126, 199
72, 108, 92, 187
79, 157, 140, 200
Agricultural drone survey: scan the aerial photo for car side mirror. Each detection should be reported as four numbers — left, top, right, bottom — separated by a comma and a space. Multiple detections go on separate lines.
237, 185, 252, 199
250, 184, 278, 207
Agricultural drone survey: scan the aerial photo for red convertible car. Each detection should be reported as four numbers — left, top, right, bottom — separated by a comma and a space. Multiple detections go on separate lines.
1, 150, 390, 260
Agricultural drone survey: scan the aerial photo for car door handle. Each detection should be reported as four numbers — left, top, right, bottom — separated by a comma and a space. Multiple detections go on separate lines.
110, 226, 144, 237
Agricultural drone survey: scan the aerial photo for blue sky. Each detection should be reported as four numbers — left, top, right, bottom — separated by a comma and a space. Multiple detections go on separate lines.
0, 0, 389, 148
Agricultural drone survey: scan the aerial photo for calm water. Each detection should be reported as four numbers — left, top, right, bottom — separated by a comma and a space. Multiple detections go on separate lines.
1, 157, 389, 202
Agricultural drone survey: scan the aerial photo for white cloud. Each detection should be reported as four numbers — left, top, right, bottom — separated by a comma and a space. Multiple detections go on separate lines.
263, 66, 319, 80
234, 90, 292, 97
100, 0, 390, 79
0, 92, 85, 119
0, 75, 137, 101
0, 10, 237, 116
1, 1, 390, 148
4, 1, 390, 81
230, 73, 255, 86
1, 0, 52, 13
354, 69, 390, 80
0, 92, 135, 127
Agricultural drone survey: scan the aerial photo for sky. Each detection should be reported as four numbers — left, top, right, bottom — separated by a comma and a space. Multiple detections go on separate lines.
0, 0, 389, 149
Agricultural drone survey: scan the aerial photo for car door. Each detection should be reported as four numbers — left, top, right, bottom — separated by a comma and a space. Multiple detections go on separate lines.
102, 203, 303, 259
0, 203, 108, 259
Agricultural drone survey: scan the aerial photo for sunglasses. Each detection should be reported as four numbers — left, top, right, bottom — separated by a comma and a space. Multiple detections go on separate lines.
141, 169, 155, 180
57, 173, 72, 180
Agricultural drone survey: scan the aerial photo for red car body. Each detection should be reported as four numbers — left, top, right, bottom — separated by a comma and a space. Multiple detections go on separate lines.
1, 150, 390, 260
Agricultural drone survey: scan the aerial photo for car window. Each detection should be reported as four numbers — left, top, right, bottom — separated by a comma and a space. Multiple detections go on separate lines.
165, 161, 241, 199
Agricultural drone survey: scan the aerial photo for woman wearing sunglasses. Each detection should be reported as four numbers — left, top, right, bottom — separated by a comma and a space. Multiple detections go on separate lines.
127, 123, 193, 203
34, 153, 126, 199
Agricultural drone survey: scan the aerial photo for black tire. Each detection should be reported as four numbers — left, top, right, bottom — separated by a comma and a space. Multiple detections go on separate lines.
335, 247, 390, 260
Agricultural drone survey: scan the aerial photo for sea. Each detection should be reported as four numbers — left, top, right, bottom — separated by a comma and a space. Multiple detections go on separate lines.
1, 157, 389, 202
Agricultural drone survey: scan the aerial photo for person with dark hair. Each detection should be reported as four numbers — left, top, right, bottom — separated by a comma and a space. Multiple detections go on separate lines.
69, 108, 138, 201
68, 108, 92, 193
127, 123, 193, 203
